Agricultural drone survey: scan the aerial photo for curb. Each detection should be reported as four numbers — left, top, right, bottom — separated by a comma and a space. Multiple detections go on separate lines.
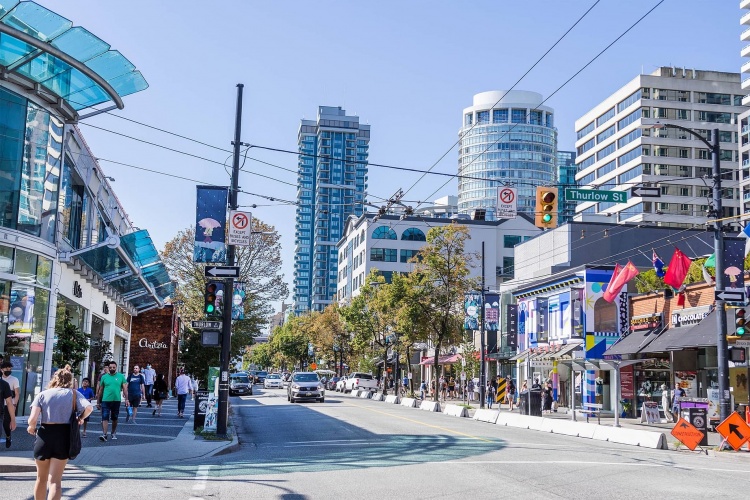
0, 460, 36, 473
208, 409, 241, 457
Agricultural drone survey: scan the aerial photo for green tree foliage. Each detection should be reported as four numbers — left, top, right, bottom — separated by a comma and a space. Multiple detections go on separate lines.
269, 314, 311, 370
307, 304, 351, 374
247, 342, 274, 369
636, 257, 710, 293
53, 307, 90, 375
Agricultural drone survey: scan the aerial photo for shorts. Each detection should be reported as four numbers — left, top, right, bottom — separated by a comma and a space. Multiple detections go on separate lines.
34, 424, 71, 461
128, 396, 142, 407
101, 401, 121, 421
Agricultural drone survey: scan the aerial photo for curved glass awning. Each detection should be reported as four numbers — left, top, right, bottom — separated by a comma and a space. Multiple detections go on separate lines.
68, 230, 174, 314
0, 1, 147, 121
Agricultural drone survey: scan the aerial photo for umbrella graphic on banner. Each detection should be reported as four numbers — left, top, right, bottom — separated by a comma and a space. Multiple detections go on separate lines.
198, 218, 222, 243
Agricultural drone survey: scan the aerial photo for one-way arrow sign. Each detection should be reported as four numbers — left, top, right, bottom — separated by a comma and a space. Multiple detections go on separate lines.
630, 186, 660, 198
715, 289, 746, 303
205, 266, 240, 278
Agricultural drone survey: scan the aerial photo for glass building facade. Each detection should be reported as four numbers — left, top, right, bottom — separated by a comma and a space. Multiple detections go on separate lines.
458, 91, 557, 218
293, 107, 369, 315
557, 151, 577, 223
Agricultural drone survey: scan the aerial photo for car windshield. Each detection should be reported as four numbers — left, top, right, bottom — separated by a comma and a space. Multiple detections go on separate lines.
258, 371, 268, 377
293, 374, 320, 382
267, 374, 280, 379
231, 375, 249, 383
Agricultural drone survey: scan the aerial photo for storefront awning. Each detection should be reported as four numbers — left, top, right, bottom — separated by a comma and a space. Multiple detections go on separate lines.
602, 325, 665, 359
420, 353, 462, 366
509, 348, 531, 362
510, 343, 582, 363
61, 229, 173, 313
640, 310, 725, 353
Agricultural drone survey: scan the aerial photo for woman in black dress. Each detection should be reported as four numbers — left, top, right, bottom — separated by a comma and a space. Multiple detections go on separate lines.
152, 373, 169, 417
543, 382, 554, 413
27, 365, 93, 500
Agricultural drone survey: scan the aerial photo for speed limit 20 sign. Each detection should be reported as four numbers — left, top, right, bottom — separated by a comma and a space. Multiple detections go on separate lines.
496, 187, 517, 219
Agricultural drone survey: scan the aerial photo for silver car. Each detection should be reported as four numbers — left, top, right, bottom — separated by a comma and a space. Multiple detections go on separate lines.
287, 372, 325, 403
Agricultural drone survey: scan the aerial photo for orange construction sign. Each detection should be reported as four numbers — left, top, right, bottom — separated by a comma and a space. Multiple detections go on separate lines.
716, 411, 750, 451
310, 363, 317, 370
670, 418, 705, 451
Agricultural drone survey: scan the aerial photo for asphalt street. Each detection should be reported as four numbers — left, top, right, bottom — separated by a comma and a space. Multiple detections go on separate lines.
4, 386, 750, 499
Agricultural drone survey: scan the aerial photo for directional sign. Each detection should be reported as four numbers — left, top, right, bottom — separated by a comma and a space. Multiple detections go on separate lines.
205, 266, 240, 278
564, 188, 627, 204
630, 186, 661, 198
192, 320, 223, 330
670, 418, 705, 451
715, 289, 746, 303
715, 411, 750, 450
496, 186, 518, 219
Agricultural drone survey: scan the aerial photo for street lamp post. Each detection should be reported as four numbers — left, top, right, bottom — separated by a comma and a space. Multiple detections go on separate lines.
646, 122, 730, 422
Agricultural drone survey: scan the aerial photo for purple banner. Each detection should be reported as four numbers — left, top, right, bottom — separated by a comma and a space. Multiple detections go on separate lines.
483, 293, 499, 331
194, 186, 228, 263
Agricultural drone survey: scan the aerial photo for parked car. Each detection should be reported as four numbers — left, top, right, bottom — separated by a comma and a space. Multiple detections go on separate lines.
344, 372, 377, 392
335, 376, 347, 392
264, 373, 283, 389
287, 372, 325, 403
229, 373, 253, 396
326, 376, 340, 391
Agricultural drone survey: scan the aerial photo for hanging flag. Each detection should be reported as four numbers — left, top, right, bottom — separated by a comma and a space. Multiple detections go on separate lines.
602, 263, 622, 303
676, 292, 686, 307
603, 261, 639, 303
701, 254, 714, 286
663, 248, 692, 289
703, 253, 715, 268
652, 250, 666, 277
739, 225, 750, 257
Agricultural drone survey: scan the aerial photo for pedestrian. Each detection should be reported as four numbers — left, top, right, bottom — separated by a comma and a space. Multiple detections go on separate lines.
661, 384, 673, 422
2, 361, 20, 447
191, 375, 199, 399
419, 380, 427, 401
142, 363, 156, 408
175, 369, 192, 418
506, 378, 516, 411
96, 360, 128, 442
440, 377, 448, 401
125, 365, 145, 424
486, 381, 493, 408
532, 378, 542, 390
76, 378, 94, 437
1, 374, 15, 448
672, 386, 685, 419
27, 365, 92, 500
152, 374, 169, 417
543, 381, 553, 414
467, 378, 475, 402
448, 377, 455, 399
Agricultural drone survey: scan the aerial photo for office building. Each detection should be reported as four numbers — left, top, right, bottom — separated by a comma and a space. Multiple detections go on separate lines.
293, 107, 369, 315
738, 1, 750, 210
458, 91, 557, 219
557, 151, 577, 223
574, 67, 745, 226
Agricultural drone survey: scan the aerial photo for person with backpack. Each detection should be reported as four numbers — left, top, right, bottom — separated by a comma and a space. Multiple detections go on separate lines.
506, 378, 516, 411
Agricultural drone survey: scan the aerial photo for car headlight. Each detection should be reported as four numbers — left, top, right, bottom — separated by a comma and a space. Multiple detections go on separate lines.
318, 383, 324, 390
291, 383, 299, 389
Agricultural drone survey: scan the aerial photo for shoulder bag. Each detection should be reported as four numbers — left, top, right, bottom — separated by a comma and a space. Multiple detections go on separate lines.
69, 390, 82, 459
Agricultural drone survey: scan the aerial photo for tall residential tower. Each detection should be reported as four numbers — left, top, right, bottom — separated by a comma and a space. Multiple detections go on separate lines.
293, 106, 369, 315
458, 91, 557, 219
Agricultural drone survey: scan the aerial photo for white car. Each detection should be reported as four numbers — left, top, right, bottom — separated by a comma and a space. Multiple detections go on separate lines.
264, 373, 283, 389
335, 376, 348, 392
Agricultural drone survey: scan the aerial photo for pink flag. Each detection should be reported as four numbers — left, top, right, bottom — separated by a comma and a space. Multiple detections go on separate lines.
663, 248, 692, 289
603, 261, 640, 303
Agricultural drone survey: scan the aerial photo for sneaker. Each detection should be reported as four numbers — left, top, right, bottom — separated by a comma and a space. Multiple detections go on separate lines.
153, 409, 157, 416
110, 434, 117, 440
82, 432, 87, 438
99, 435, 108, 442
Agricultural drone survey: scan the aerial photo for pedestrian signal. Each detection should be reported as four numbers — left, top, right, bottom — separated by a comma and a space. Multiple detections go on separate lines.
535, 186, 558, 229
735, 308, 746, 336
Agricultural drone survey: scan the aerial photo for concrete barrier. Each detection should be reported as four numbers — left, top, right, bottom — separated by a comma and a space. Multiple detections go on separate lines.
497, 412, 544, 431
443, 404, 469, 417
538, 418, 597, 439
401, 397, 418, 408
384, 395, 400, 404
591, 425, 667, 449
359, 390, 372, 399
420, 400, 441, 412
473, 409, 500, 424
370, 392, 384, 401
350, 389, 361, 397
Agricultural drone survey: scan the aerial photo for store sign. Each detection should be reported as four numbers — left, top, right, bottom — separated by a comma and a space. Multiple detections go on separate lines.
630, 313, 662, 331
138, 338, 168, 349
620, 365, 634, 399
505, 304, 518, 349
671, 307, 711, 327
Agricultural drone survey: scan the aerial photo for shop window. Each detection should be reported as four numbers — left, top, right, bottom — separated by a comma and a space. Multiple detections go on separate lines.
593, 298, 617, 332
60, 160, 86, 249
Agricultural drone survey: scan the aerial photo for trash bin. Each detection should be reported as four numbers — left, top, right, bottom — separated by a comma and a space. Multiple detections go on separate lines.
519, 390, 542, 416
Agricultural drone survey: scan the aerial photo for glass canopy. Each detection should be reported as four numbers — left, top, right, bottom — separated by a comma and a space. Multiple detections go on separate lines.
76, 230, 174, 312
0, 1, 147, 115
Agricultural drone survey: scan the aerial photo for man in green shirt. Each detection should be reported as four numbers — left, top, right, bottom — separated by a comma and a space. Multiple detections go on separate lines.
96, 361, 128, 442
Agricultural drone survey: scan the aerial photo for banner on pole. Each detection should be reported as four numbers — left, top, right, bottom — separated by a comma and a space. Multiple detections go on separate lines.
464, 292, 481, 330
483, 293, 499, 331
194, 186, 228, 263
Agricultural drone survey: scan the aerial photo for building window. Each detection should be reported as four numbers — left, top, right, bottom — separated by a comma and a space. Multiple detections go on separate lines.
372, 226, 397, 239
476, 111, 489, 124
596, 107, 615, 127
617, 89, 642, 112
577, 121, 595, 139
529, 110, 543, 125
597, 125, 616, 144
493, 109, 508, 123
511, 109, 526, 124
504, 235, 522, 248
696, 92, 731, 105
370, 248, 396, 262
502, 256, 515, 276
401, 228, 426, 241
400, 249, 420, 263
465, 113, 473, 126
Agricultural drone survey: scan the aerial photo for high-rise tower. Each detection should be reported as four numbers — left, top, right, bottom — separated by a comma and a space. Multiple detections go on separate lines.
293, 106, 369, 315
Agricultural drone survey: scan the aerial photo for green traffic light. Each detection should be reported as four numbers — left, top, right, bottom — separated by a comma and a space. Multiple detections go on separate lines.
738, 326, 746, 336
542, 214, 552, 223
206, 304, 215, 313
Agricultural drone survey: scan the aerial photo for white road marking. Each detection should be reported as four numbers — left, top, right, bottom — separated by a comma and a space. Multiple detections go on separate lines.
190, 464, 212, 498
458, 460, 750, 474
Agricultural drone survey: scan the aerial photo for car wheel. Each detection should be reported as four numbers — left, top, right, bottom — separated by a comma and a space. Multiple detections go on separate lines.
319, 398, 325, 403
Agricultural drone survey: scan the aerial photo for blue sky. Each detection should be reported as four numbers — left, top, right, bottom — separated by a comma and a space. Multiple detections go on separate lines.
38, 0, 741, 313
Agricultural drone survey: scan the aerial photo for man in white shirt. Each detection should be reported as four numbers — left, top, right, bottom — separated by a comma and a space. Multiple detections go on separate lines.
142, 363, 156, 408
174, 369, 192, 418
1, 361, 19, 447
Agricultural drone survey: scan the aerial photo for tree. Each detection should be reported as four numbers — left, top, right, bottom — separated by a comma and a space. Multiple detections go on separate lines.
635, 257, 710, 293
307, 304, 351, 374
404, 225, 478, 401
269, 315, 311, 370
53, 305, 90, 375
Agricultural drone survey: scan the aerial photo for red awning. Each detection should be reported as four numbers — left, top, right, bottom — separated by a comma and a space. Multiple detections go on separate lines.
420, 353, 462, 366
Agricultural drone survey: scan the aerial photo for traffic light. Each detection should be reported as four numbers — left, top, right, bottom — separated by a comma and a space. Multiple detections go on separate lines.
204, 281, 224, 317
735, 308, 746, 336
535, 186, 558, 229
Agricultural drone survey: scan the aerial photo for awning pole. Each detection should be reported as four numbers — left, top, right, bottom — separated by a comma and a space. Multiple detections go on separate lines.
614, 361, 621, 427
571, 366, 576, 421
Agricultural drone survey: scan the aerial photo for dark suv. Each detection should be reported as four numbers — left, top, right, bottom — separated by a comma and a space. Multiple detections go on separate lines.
255, 371, 268, 384
229, 373, 252, 396
287, 372, 325, 403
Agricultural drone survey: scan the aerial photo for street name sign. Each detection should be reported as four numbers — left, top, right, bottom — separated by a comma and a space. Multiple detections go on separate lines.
715, 411, 750, 450
630, 186, 661, 198
734, 340, 750, 347
228, 210, 253, 246
205, 266, 240, 278
496, 186, 518, 219
564, 188, 627, 204
715, 289, 746, 303
670, 418, 705, 451
192, 320, 222, 330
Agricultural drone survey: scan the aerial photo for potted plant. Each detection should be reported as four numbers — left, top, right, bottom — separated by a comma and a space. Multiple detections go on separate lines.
619, 399, 632, 418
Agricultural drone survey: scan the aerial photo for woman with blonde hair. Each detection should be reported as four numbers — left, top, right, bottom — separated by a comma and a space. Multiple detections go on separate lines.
27, 365, 93, 500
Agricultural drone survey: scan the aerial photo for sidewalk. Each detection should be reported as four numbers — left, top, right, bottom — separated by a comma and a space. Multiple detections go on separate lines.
1, 397, 238, 473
